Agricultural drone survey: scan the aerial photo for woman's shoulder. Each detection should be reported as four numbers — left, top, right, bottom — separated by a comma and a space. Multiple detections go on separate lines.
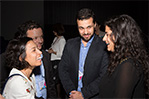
118, 58, 134, 69
7, 75, 27, 87
120, 58, 136, 65
3, 75, 28, 97
3, 75, 34, 99
118, 58, 143, 74
59, 36, 66, 42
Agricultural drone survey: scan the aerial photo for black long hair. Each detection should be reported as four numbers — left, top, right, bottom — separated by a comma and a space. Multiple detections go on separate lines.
105, 14, 149, 94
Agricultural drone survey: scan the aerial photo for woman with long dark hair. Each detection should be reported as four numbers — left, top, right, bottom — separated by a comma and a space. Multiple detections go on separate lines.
99, 14, 149, 98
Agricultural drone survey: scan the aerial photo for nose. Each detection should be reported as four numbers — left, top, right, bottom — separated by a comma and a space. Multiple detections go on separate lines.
38, 49, 42, 55
84, 29, 88, 34
102, 34, 106, 42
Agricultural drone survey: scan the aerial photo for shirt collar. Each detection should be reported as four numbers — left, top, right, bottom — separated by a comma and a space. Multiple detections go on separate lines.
81, 34, 94, 47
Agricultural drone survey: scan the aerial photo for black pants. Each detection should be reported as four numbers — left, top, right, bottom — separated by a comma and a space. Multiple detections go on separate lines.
51, 60, 66, 99
51, 60, 60, 84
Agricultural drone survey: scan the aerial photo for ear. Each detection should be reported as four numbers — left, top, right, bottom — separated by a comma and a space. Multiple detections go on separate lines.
95, 22, 97, 26
19, 55, 22, 61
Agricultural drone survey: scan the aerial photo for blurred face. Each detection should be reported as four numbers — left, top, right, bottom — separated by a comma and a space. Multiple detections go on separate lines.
95, 22, 100, 36
27, 28, 44, 50
53, 31, 58, 36
103, 25, 115, 52
25, 40, 42, 67
77, 17, 95, 43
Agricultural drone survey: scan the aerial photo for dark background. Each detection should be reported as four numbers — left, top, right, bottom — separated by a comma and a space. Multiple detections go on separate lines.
1, 0, 149, 51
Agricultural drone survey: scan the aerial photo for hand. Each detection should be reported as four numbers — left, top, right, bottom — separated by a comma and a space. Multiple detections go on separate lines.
0, 94, 5, 99
48, 48, 53, 53
69, 91, 84, 99
48, 48, 57, 55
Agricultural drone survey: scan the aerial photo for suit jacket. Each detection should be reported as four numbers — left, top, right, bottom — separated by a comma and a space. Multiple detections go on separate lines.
58, 35, 109, 99
33, 50, 57, 99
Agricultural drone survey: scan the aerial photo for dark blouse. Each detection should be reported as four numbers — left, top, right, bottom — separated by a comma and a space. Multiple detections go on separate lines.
99, 58, 146, 98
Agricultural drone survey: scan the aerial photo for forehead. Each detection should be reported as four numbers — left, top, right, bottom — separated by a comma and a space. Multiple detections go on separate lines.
77, 17, 94, 27
27, 28, 43, 38
105, 25, 112, 33
26, 40, 36, 50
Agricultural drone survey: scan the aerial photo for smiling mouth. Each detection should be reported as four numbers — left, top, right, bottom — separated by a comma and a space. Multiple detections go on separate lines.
106, 43, 109, 45
84, 34, 90, 37
37, 57, 42, 60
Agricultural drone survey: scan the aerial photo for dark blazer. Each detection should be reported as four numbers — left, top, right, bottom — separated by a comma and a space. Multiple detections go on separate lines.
58, 35, 109, 99
33, 50, 57, 99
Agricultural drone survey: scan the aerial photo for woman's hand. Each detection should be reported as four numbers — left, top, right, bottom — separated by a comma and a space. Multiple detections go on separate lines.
48, 48, 57, 55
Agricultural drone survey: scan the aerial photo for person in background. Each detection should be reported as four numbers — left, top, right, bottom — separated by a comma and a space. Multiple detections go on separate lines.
58, 8, 109, 99
16, 20, 57, 99
99, 14, 149, 98
2, 37, 42, 99
47, 23, 66, 98
95, 21, 105, 38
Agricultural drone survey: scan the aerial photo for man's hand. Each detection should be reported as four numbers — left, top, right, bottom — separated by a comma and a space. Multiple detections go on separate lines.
69, 91, 84, 99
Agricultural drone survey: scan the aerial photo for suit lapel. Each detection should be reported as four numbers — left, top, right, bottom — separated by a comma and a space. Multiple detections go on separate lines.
83, 35, 98, 74
75, 38, 81, 79
42, 50, 46, 69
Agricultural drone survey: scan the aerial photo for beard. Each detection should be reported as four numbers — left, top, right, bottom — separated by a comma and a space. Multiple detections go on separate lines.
80, 33, 94, 42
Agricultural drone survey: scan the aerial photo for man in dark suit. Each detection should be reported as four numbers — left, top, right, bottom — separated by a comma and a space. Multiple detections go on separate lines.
58, 8, 109, 99
16, 20, 57, 99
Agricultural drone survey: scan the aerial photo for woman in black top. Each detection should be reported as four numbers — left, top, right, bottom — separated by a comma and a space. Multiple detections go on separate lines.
99, 14, 149, 98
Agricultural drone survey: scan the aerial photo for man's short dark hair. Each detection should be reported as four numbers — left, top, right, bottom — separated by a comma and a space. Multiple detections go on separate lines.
15, 20, 42, 39
76, 8, 96, 24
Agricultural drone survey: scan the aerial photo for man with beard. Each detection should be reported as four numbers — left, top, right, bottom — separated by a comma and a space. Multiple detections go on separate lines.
58, 8, 109, 99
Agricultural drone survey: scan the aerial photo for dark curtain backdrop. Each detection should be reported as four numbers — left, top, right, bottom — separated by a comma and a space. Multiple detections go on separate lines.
1, 1, 44, 54
1, 1, 148, 50
43, 1, 148, 49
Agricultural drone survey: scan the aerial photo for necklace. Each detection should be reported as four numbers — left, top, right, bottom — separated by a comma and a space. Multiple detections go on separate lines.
120, 58, 128, 64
